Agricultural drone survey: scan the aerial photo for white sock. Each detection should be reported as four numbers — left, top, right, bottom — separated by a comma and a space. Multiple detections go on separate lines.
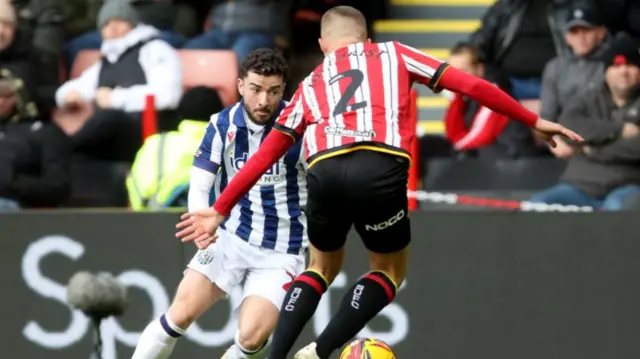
131, 314, 186, 359
223, 332, 268, 359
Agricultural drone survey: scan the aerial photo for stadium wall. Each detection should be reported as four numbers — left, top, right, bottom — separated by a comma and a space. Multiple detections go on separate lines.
2, 212, 640, 359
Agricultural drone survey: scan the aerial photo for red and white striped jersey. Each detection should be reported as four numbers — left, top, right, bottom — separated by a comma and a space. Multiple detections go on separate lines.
273, 41, 448, 168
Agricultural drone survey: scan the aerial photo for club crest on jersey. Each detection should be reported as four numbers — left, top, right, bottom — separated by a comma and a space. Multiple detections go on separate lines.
197, 249, 214, 265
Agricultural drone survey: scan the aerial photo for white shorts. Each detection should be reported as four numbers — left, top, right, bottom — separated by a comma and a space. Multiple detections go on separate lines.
187, 229, 306, 311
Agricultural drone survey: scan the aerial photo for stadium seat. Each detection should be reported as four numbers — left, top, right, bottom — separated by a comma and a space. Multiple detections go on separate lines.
178, 50, 239, 106
69, 50, 239, 106
58, 57, 69, 83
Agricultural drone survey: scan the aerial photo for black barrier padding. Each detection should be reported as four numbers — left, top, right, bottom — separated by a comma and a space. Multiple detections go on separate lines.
425, 158, 567, 191
1, 212, 639, 359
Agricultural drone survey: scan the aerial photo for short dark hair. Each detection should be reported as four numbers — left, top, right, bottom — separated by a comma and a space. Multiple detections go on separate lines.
450, 42, 482, 63
240, 48, 289, 81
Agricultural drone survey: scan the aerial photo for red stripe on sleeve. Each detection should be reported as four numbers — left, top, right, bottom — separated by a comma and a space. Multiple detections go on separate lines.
212, 130, 293, 216
437, 66, 538, 127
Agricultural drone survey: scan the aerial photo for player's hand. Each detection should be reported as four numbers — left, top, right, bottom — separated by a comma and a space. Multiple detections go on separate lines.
533, 117, 584, 148
549, 136, 575, 159
175, 208, 225, 246
95, 87, 112, 108
63, 91, 84, 108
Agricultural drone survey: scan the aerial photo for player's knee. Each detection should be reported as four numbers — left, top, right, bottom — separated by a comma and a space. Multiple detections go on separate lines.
306, 263, 340, 284
167, 289, 205, 328
166, 300, 198, 329
371, 263, 407, 287
371, 267, 405, 288
369, 251, 408, 287
307, 257, 343, 284
386, 271, 405, 287
236, 327, 269, 351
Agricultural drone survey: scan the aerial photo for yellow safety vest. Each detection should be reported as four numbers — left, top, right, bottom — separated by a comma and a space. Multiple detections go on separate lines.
126, 120, 208, 211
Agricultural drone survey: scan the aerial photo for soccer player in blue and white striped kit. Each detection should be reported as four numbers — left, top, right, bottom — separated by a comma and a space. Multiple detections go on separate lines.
132, 48, 308, 359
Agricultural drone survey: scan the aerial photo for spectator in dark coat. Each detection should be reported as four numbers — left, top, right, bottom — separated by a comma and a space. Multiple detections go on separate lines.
0, 1, 70, 210
529, 34, 640, 211
540, 6, 610, 124
469, 0, 592, 100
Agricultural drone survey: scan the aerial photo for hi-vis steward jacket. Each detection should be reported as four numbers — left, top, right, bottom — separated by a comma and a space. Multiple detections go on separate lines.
126, 119, 208, 210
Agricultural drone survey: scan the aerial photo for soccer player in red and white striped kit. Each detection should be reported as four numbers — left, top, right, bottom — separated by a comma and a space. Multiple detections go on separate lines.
177, 6, 584, 359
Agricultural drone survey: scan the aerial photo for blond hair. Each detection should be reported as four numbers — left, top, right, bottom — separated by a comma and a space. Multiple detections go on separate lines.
320, 6, 367, 42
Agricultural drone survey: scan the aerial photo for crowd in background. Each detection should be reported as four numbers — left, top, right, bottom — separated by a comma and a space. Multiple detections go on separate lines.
0, 0, 639, 211
430, 0, 640, 210
0, 0, 385, 210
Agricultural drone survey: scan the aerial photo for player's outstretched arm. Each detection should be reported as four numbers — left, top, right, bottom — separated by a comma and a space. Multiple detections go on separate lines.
436, 66, 584, 147
213, 130, 295, 215
213, 87, 308, 216
176, 130, 295, 245
176, 88, 309, 244
394, 42, 584, 147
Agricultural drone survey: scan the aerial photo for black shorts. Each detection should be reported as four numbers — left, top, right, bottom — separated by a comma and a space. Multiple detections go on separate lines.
306, 150, 411, 254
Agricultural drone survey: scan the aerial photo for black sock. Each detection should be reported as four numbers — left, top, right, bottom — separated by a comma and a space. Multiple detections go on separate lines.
267, 270, 329, 359
314, 271, 397, 359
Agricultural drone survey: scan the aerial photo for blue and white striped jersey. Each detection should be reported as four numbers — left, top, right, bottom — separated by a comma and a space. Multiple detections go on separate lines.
193, 100, 308, 255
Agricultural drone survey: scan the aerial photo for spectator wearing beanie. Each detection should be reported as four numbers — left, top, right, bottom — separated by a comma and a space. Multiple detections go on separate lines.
62, 0, 189, 71
529, 33, 640, 211
54, 0, 182, 162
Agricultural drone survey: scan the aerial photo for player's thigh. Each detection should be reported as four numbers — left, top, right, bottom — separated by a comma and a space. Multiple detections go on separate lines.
172, 238, 244, 326
167, 268, 226, 327
242, 254, 306, 313
236, 266, 299, 347
306, 163, 352, 253
353, 191, 411, 254
188, 231, 246, 293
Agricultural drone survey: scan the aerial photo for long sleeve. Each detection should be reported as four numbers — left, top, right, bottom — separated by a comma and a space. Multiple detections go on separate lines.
452, 105, 509, 151
444, 94, 468, 144
1, 123, 71, 207
437, 65, 538, 127
189, 117, 223, 211
213, 87, 307, 216
188, 167, 217, 211
557, 94, 623, 145
588, 136, 640, 164
394, 42, 537, 127
212, 130, 294, 216
55, 62, 101, 105
539, 58, 562, 122
109, 40, 183, 112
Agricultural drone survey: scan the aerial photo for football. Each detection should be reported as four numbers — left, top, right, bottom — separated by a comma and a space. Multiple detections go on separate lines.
339, 338, 396, 359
